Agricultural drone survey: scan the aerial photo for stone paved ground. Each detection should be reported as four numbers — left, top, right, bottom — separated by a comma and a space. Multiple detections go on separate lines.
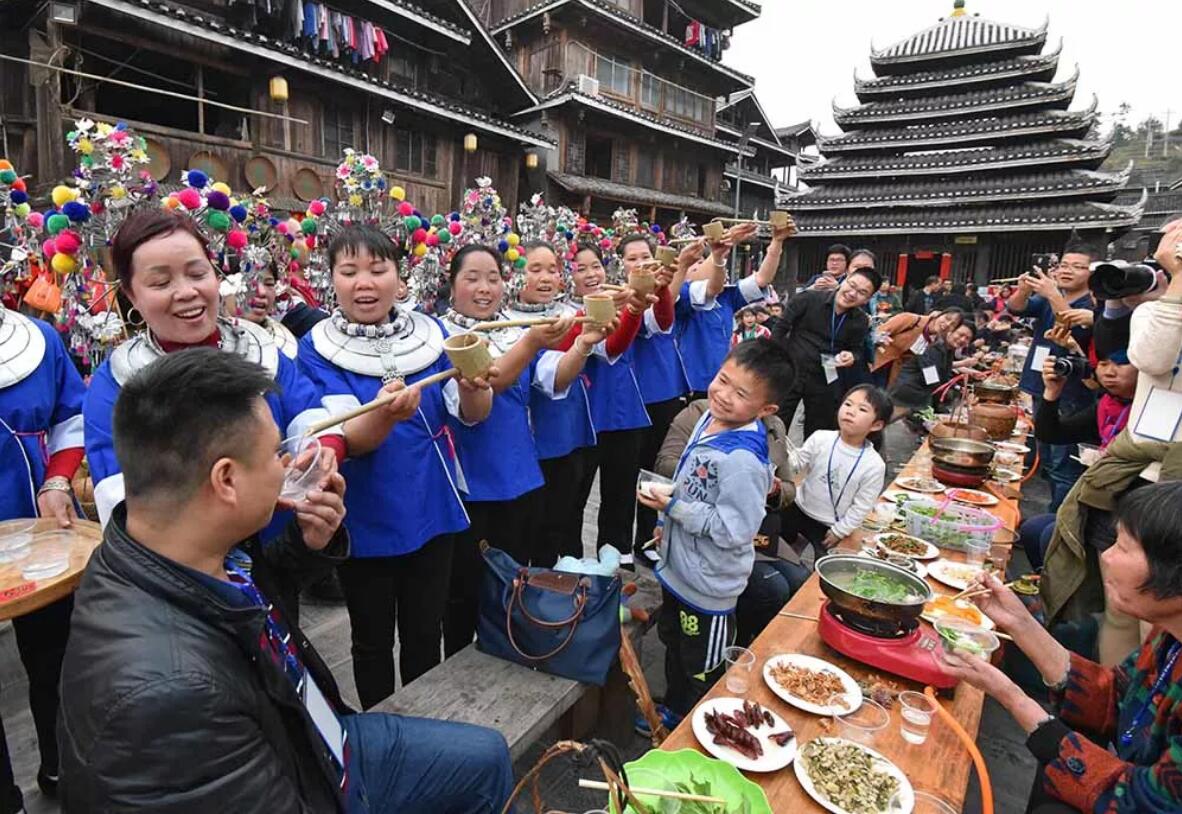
0, 412, 1047, 813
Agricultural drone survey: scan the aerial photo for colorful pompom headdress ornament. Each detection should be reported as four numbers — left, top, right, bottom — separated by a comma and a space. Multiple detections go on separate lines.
65, 117, 157, 244
0, 159, 37, 302
512, 193, 578, 298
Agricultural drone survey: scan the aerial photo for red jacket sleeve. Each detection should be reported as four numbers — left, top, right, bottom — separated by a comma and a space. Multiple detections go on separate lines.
653, 286, 674, 332
605, 308, 642, 358
45, 447, 85, 482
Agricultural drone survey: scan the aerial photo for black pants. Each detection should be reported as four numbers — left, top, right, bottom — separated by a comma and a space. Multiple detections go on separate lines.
779, 385, 839, 439
338, 535, 454, 709
536, 449, 590, 562
577, 428, 646, 553
0, 596, 73, 814
444, 491, 539, 657
781, 502, 831, 550
634, 397, 686, 551
657, 588, 735, 717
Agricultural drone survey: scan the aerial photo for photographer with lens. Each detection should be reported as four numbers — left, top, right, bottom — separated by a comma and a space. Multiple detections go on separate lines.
1041, 219, 1182, 664
1007, 238, 1099, 511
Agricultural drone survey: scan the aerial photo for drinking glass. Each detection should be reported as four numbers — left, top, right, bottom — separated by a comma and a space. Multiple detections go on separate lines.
280, 435, 323, 502
636, 469, 675, 502
898, 690, 937, 745
722, 646, 755, 694
829, 695, 888, 744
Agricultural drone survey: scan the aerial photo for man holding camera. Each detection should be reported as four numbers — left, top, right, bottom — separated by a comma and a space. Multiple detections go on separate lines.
1007, 240, 1098, 511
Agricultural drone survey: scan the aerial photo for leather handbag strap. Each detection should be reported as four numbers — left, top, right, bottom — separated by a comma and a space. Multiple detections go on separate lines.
514, 573, 590, 629
505, 576, 587, 661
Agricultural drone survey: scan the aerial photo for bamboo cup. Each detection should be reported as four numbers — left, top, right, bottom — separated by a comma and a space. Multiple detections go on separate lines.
628, 267, 656, 298
713, 210, 792, 228
655, 245, 678, 267
702, 221, 726, 241
583, 293, 616, 325
442, 333, 493, 380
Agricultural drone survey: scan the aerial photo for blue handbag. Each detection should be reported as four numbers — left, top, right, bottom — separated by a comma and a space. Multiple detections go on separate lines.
476, 544, 621, 686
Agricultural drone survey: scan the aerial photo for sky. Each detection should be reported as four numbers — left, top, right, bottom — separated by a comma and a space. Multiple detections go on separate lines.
724, 0, 1178, 142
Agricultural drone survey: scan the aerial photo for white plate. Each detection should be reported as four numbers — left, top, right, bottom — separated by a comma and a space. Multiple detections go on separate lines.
690, 696, 798, 773
794, 737, 915, 814
994, 441, 1029, 454
878, 489, 913, 503
927, 558, 986, 591
946, 488, 999, 508
895, 476, 944, 494
922, 597, 995, 631
992, 468, 1021, 482
872, 533, 940, 561
762, 653, 863, 717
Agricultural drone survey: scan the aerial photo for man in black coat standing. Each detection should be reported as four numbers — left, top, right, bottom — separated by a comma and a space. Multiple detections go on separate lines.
58, 349, 514, 813
905, 276, 943, 315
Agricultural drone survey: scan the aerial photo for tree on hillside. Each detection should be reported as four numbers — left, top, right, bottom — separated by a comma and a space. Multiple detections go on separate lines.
1107, 101, 1134, 146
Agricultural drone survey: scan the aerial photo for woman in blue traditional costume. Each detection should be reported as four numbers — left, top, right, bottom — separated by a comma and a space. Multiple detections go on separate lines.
297, 225, 494, 708
0, 300, 86, 808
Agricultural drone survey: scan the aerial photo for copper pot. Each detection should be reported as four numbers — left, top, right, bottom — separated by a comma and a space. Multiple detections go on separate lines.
970, 402, 1019, 440
929, 421, 989, 442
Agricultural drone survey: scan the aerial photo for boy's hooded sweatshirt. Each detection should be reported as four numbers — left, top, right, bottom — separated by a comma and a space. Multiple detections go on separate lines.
655, 410, 772, 613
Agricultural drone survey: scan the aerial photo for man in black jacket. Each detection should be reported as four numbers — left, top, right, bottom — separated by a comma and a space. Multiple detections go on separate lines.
772, 267, 879, 435
58, 349, 513, 813
904, 276, 942, 315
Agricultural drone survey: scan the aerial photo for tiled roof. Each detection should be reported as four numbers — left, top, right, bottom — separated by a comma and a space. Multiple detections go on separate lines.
518, 85, 751, 154
490, 0, 753, 88
854, 47, 1060, 99
834, 69, 1078, 126
871, 9, 1047, 65
800, 137, 1113, 181
783, 166, 1132, 210
92, 0, 553, 146
820, 102, 1096, 153
1115, 189, 1182, 231
547, 171, 734, 215
791, 195, 1145, 237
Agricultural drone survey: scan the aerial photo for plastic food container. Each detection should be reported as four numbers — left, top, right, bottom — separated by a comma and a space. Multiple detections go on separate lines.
20, 534, 72, 581
935, 619, 1000, 660
0, 519, 35, 563
900, 498, 1001, 552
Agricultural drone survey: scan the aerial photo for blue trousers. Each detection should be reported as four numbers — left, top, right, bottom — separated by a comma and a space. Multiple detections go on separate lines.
344, 712, 515, 814
1019, 513, 1056, 570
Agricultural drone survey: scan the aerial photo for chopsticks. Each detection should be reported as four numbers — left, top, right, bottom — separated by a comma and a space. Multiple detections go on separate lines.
951, 579, 1019, 602
301, 368, 459, 436
577, 778, 726, 804
777, 611, 819, 622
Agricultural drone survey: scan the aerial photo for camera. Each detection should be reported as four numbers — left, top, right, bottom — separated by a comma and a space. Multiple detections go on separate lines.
1031, 253, 1058, 271
1051, 355, 1092, 378
1089, 259, 1167, 300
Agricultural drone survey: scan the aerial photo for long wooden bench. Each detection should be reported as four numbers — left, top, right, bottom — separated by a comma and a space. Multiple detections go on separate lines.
308, 574, 663, 761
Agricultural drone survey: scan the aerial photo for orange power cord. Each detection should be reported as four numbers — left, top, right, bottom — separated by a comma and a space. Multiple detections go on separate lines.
926, 686, 994, 814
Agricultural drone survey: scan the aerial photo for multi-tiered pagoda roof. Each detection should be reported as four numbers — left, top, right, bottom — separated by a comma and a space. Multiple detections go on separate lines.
784, 1, 1142, 237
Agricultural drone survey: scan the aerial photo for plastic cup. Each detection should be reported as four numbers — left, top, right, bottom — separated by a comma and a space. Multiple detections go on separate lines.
898, 690, 937, 745
636, 469, 674, 503
280, 435, 323, 502
722, 646, 755, 694
830, 695, 888, 744
0, 519, 35, 564
20, 536, 71, 581
935, 619, 1001, 660
962, 537, 990, 564
890, 790, 957, 814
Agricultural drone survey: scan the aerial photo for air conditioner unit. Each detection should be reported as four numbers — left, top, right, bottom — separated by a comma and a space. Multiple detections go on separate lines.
576, 74, 600, 97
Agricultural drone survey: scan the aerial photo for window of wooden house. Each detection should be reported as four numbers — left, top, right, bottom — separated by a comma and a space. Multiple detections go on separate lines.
322, 103, 353, 158
635, 149, 656, 188
389, 54, 418, 88
639, 74, 660, 112
395, 127, 438, 178
593, 52, 632, 98
585, 134, 614, 180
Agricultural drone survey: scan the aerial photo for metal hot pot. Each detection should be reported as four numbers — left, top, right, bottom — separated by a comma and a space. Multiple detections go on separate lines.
930, 437, 996, 469
816, 555, 932, 633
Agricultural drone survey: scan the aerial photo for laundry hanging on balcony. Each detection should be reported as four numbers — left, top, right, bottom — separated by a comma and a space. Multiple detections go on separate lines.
224, 0, 389, 66
683, 21, 727, 60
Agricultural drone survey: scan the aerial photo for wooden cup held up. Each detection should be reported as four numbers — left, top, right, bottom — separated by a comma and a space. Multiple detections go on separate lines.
628, 267, 656, 298
582, 293, 616, 325
702, 221, 726, 242
655, 245, 678, 267
442, 333, 493, 380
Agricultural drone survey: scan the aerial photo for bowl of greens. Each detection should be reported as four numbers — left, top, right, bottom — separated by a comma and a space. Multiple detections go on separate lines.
816, 555, 932, 631
935, 619, 1000, 660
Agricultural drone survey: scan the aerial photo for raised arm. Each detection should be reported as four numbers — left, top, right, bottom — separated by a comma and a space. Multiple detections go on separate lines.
753, 222, 794, 289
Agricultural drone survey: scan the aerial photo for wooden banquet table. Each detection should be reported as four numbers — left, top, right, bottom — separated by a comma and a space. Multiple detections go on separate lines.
660, 433, 1029, 811
0, 518, 103, 622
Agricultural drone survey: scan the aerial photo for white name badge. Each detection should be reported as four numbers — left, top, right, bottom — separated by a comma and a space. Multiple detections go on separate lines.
1030, 345, 1051, 374
821, 354, 839, 384
922, 365, 940, 386
909, 336, 929, 356
304, 672, 345, 766
1134, 387, 1182, 442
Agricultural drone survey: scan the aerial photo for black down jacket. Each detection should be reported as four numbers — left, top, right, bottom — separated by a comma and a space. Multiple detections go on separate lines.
58, 504, 351, 813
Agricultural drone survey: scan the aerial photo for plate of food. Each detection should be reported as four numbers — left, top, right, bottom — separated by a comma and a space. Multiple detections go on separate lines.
923, 594, 994, 630
993, 441, 1029, 455
763, 654, 863, 717
794, 737, 913, 814
878, 489, 915, 504
859, 546, 928, 578
895, 476, 944, 494
927, 559, 986, 592
946, 488, 999, 508
992, 468, 1021, 483
872, 533, 939, 560
691, 696, 798, 773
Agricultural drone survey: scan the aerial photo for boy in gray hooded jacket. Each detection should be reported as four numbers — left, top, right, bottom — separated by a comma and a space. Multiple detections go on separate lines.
638, 340, 792, 718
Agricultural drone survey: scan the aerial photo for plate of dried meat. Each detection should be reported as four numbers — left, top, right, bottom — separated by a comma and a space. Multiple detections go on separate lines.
763, 653, 863, 717
690, 696, 798, 772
